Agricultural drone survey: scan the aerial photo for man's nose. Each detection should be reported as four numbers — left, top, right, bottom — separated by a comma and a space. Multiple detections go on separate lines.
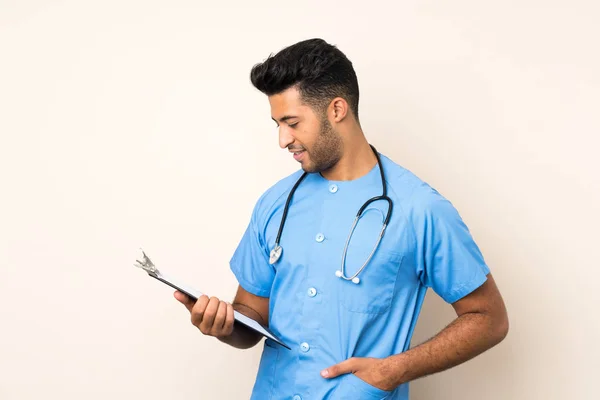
278, 127, 294, 149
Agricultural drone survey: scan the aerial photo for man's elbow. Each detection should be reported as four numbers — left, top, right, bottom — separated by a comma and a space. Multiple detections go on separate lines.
491, 311, 509, 345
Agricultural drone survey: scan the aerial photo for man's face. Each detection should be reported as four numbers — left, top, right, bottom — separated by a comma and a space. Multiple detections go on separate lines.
269, 87, 343, 173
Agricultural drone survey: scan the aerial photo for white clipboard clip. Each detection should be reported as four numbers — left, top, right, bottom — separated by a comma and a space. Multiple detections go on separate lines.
134, 248, 290, 350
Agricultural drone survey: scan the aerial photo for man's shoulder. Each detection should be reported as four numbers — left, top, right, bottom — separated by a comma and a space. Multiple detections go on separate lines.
259, 168, 305, 202
379, 154, 453, 216
251, 168, 305, 220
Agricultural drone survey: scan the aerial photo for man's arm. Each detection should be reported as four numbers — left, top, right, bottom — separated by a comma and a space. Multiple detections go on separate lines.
381, 273, 509, 388
321, 274, 509, 390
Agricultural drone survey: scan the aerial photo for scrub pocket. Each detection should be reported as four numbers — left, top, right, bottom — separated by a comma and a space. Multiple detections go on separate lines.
249, 339, 280, 400
333, 205, 404, 315
335, 247, 403, 315
331, 372, 392, 400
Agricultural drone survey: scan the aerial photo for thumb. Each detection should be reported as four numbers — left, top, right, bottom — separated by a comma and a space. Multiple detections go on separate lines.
321, 358, 357, 379
174, 291, 195, 312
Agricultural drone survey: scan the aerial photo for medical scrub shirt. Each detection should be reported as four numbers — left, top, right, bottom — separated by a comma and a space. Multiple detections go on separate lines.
229, 153, 490, 400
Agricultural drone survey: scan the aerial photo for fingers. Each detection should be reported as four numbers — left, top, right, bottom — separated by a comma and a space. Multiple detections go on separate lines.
223, 301, 234, 336
186, 295, 233, 338
199, 296, 219, 334
191, 295, 210, 327
212, 299, 228, 332
321, 358, 357, 378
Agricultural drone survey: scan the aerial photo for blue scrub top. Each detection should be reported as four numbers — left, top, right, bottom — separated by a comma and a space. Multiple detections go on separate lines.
229, 153, 490, 400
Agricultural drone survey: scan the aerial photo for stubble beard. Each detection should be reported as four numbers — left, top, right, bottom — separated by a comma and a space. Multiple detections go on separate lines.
302, 116, 343, 174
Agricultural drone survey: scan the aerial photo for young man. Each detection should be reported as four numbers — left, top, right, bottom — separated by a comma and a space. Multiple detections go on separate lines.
175, 38, 509, 399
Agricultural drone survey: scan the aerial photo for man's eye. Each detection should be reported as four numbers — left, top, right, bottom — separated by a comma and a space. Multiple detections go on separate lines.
288, 122, 298, 128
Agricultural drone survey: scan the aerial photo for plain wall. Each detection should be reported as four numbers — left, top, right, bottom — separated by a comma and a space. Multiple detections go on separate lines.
1, 1, 598, 399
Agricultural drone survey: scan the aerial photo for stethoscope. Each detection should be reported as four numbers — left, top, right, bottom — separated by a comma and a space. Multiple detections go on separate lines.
268, 144, 393, 284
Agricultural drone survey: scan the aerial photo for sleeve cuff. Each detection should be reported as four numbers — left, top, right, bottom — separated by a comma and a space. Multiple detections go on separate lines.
443, 271, 489, 304
229, 260, 272, 298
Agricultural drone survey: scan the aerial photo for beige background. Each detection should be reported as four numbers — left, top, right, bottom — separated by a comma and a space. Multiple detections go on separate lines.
1, 1, 598, 399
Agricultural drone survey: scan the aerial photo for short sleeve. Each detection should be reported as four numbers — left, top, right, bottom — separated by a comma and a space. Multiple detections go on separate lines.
412, 191, 490, 304
229, 202, 275, 298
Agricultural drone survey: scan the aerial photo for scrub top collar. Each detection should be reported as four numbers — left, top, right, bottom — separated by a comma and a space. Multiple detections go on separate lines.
315, 159, 382, 189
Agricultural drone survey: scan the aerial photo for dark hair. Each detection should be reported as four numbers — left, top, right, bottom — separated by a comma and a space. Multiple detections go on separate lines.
250, 38, 360, 120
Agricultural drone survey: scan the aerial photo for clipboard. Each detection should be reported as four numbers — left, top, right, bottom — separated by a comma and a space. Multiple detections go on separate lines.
134, 248, 290, 350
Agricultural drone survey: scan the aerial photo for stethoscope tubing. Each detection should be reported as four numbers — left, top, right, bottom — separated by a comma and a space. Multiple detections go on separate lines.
269, 144, 393, 284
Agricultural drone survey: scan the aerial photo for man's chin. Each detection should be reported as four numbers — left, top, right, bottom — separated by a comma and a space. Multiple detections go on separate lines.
300, 162, 318, 173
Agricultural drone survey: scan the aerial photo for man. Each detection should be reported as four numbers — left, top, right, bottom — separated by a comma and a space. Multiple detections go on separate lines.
175, 38, 509, 399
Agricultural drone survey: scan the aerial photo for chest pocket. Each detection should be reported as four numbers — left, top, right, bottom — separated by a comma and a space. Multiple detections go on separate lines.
333, 206, 403, 315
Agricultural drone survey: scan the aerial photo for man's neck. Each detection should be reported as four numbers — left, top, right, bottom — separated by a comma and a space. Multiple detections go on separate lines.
320, 138, 378, 181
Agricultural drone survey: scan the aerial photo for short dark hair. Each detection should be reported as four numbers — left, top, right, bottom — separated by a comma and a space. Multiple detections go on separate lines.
250, 38, 360, 120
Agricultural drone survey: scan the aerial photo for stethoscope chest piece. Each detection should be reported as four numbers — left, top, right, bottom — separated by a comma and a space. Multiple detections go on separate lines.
269, 245, 282, 265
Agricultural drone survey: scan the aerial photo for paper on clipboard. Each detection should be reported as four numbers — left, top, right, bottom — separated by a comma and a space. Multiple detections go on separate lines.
134, 248, 290, 350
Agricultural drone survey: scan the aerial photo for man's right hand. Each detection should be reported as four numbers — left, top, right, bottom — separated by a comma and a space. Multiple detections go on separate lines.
174, 292, 235, 338
174, 285, 268, 349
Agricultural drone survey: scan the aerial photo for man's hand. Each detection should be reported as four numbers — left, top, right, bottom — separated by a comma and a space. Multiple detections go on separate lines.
174, 291, 235, 338
320, 357, 400, 392
173, 285, 269, 349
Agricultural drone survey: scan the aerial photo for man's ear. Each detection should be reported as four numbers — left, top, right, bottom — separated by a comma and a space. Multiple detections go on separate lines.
330, 97, 349, 122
